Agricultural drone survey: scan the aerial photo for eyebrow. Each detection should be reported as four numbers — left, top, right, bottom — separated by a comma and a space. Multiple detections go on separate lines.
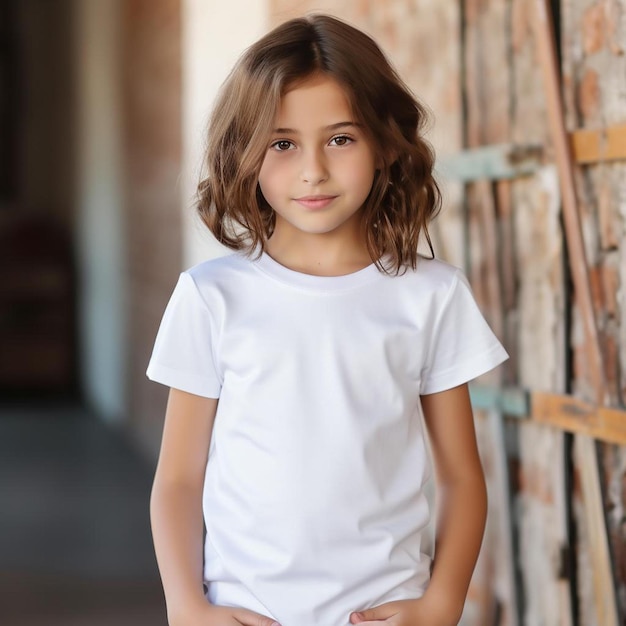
272, 121, 361, 134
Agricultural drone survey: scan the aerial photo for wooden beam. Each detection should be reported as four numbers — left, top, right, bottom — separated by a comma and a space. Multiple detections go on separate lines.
470, 384, 530, 417
441, 124, 626, 184
471, 385, 626, 447
532, 392, 626, 446
571, 124, 626, 164
437, 143, 543, 182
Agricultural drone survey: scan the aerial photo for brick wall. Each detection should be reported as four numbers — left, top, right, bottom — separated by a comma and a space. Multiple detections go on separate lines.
122, 0, 183, 459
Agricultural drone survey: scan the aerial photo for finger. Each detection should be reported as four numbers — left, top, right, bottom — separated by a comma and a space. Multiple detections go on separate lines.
232, 607, 281, 626
350, 602, 399, 623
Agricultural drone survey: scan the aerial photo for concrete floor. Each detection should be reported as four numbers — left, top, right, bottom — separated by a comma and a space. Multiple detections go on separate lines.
0, 405, 167, 626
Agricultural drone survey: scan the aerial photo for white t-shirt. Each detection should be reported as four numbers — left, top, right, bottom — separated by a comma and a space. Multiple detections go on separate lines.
147, 252, 508, 626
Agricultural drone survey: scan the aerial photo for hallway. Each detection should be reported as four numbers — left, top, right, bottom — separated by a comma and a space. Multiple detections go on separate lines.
0, 406, 167, 626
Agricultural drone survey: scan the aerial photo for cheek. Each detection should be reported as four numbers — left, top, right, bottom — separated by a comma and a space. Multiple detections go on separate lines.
257, 167, 274, 199
258, 158, 269, 185
258, 166, 291, 214
347, 156, 376, 194
258, 158, 285, 196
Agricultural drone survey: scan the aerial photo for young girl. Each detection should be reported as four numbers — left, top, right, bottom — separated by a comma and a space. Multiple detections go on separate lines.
148, 14, 508, 626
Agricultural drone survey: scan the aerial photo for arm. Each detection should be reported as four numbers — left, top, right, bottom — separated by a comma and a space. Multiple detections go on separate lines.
150, 388, 218, 621
419, 382, 488, 622
350, 383, 487, 625
151, 389, 282, 626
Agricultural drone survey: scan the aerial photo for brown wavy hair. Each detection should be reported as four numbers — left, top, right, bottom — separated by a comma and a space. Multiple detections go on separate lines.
197, 14, 441, 273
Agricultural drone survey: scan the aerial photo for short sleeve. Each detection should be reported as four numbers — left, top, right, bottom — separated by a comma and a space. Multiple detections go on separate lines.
420, 270, 508, 395
146, 272, 222, 398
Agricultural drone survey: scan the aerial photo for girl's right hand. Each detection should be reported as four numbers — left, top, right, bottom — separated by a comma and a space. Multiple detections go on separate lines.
168, 598, 280, 626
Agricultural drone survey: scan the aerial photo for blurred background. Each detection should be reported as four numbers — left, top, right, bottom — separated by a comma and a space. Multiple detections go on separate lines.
1, 1, 625, 625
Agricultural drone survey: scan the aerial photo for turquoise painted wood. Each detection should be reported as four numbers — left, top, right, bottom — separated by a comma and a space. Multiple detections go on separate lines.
469, 384, 530, 417
437, 144, 543, 182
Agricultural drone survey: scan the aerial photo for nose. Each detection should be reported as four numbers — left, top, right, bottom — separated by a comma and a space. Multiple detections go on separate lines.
300, 148, 329, 185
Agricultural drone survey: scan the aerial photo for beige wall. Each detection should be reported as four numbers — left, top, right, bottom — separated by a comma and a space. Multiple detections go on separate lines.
74, 0, 126, 422
181, 0, 268, 268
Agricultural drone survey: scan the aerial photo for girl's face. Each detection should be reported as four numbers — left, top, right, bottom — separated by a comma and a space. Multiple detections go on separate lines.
258, 74, 377, 243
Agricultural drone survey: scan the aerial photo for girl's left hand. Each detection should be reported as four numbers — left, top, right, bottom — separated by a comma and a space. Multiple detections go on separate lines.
349, 596, 460, 626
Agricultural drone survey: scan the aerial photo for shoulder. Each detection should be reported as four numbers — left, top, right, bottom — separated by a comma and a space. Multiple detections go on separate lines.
415, 255, 463, 284
397, 255, 464, 296
184, 252, 256, 289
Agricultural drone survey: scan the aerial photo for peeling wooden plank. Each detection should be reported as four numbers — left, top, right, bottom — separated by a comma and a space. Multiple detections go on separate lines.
486, 408, 519, 626
495, 180, 519, 386
462, 4, 520, 622
574, 435, 620, 626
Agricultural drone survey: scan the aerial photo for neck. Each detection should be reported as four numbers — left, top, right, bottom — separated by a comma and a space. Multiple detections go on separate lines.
265, 231, 372, 277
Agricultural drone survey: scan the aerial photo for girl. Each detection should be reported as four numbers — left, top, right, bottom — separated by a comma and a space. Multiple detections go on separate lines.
148, 14, 508, 626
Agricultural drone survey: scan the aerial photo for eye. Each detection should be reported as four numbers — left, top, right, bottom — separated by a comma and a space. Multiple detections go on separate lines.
329, 135, 353, 147
270, 140, 295, 152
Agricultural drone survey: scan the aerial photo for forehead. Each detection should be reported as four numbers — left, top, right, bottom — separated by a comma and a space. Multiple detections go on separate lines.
275, 74, 355, 128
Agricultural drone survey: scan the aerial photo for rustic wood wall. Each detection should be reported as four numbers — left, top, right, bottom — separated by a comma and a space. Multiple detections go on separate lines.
561, 1, 626, 623
268, 1, 626, 624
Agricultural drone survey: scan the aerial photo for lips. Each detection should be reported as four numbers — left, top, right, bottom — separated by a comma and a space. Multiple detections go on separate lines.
294, 195, 338, 210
